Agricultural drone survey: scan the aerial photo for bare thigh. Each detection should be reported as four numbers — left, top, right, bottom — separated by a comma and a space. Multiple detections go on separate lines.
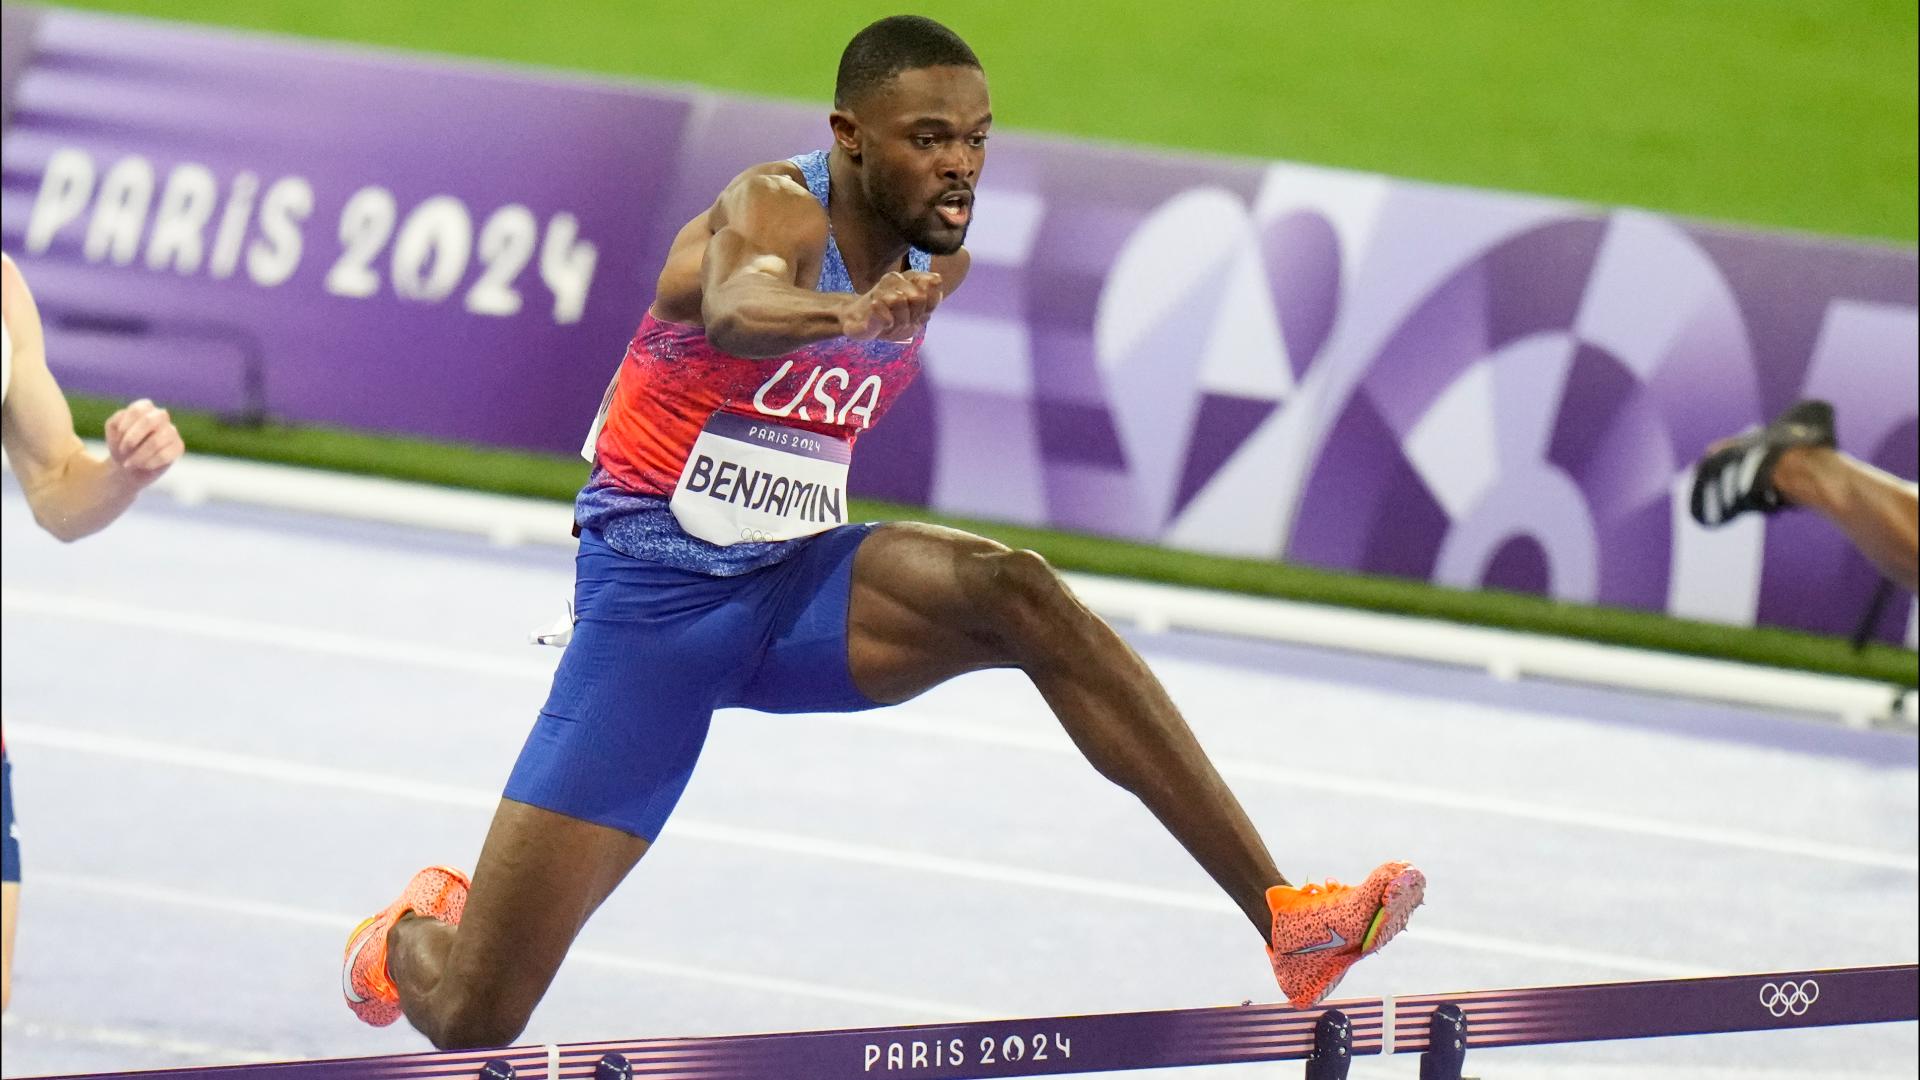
844, 522, 1019, 702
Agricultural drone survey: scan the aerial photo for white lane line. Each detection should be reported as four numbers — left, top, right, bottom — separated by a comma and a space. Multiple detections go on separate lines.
35, 870, 984, 1021
0, 1010, 294, 1065
7, 587, 1912, 874
10, 724, 1704, 978
672, 820, 1706, 978
10, 722, 498, 809
0, 587, 558, 682
830, 710, 1920, 874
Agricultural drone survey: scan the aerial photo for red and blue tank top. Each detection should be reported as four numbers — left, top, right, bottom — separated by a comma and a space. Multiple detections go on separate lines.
574, 151, 934, 575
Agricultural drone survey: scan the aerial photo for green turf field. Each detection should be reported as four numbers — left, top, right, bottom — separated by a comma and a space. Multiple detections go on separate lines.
38, 2, 1920, 684
50, 0, 1920, 241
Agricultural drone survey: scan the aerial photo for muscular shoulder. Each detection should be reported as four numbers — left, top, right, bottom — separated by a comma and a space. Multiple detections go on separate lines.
651, 163, 827, 323
711, 162, 827, 241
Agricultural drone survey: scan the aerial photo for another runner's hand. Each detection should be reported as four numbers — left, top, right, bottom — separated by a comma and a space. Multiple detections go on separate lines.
841, 270, 943, 341
104, 398, 185, 481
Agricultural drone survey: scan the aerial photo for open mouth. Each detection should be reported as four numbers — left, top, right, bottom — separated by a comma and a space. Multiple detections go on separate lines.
934, 190, 973, 229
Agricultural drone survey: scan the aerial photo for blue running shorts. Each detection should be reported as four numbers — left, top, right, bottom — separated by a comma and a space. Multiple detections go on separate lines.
2, 747, 19, 883
503, 525, 882, 840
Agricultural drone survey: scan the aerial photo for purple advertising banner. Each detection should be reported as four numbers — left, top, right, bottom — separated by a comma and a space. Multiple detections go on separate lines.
3, 7, 1916, 643
0, 5, 688, 452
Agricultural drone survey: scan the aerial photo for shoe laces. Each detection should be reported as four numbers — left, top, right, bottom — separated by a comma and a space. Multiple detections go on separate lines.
1295, 878, 1348, 898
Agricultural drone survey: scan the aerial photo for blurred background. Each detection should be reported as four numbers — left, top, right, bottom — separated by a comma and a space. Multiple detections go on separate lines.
1, 2, 1915, 1078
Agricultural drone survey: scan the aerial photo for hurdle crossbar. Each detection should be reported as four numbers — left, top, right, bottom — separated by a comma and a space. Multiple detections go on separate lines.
26, 963, 1916, 1080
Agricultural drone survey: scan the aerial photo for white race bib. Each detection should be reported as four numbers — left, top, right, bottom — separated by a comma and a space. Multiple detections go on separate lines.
669, 411, 852, 546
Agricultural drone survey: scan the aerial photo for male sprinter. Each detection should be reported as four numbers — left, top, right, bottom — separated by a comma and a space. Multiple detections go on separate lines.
1692, 400, 1918, 592
2, 251, 187, 1010
343, 17, 1423, 1047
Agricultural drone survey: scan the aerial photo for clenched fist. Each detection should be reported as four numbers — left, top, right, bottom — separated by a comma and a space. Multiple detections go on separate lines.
840, 270, 943, 342
103, 398, 184, 481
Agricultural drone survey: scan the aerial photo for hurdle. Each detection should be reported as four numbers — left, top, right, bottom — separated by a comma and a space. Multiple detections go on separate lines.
24, 963, 1915, 1080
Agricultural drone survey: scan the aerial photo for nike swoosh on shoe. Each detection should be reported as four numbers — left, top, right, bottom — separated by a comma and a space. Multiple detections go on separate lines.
1287, 928, 1348, 956
342, 930, 374, 1004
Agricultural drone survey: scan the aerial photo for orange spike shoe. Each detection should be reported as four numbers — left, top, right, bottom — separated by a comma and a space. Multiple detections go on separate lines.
342, 865, 471, 1027
1266, 860, 1424, 1008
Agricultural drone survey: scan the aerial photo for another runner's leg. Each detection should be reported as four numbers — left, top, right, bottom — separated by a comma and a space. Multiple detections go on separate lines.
385, 799, 648, 1048
845, 523, 1286, 937
1772, 447, 1920, 592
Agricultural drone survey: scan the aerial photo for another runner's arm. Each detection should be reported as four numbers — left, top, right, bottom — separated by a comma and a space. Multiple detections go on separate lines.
0, 254, 183, 542
700, 174, 851, 359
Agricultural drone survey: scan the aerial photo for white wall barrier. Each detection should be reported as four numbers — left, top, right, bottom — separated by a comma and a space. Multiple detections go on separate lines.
80, 450, 1917, 729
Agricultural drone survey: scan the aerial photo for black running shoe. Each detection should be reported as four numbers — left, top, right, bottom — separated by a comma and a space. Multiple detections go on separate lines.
1689, 400, 1836, 527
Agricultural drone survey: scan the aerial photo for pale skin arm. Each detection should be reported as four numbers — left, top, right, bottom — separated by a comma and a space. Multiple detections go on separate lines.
2, 880, 14, 1011
1, 254, 184, 542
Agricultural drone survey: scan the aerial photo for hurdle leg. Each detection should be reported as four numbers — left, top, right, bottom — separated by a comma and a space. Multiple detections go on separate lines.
1418, 1003, 1468, 1080
1303, 1009, 1352, 1080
